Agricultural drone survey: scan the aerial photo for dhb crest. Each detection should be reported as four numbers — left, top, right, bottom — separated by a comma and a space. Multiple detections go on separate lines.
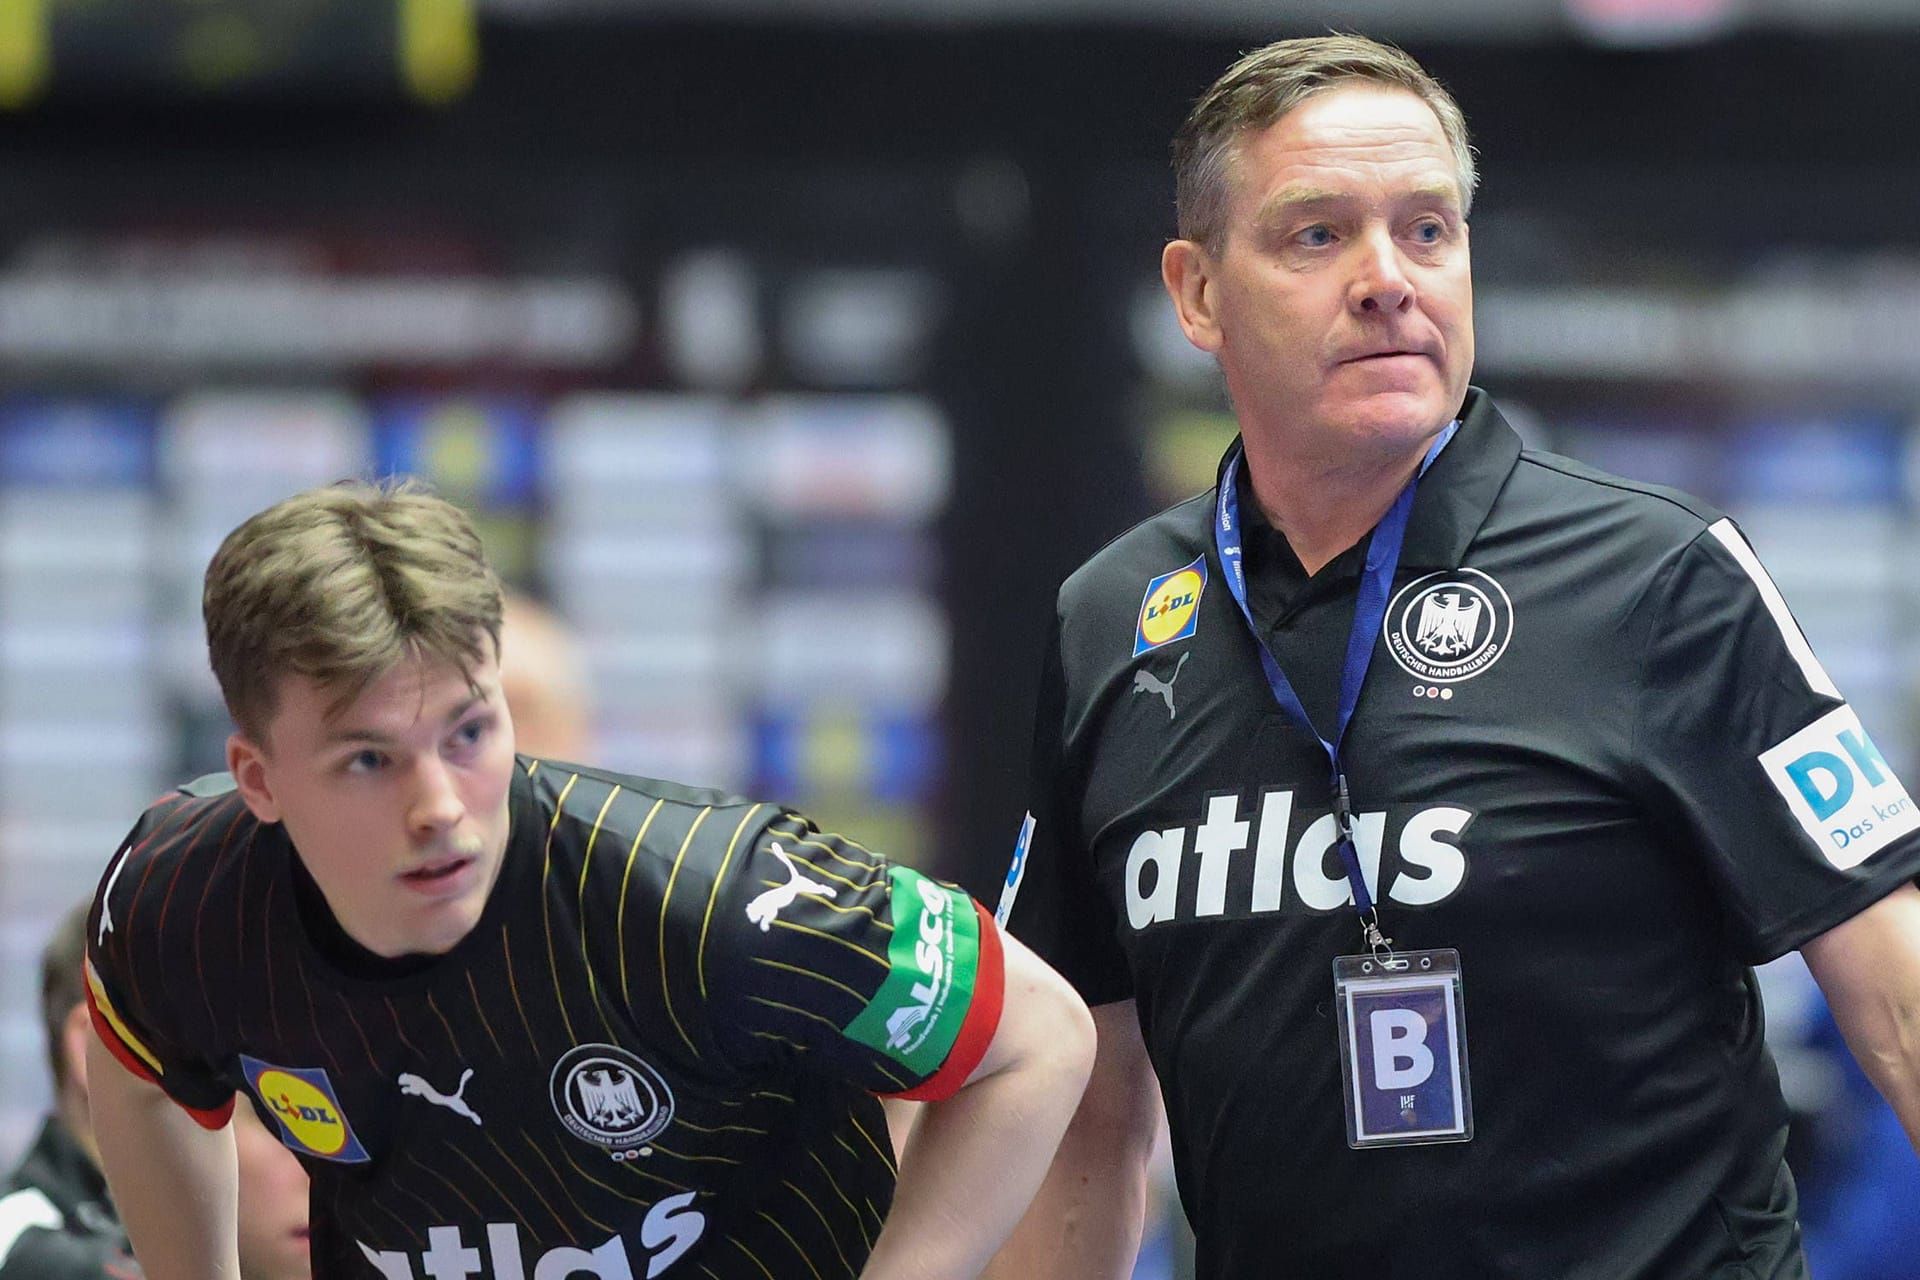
549, 1044, 676, 1157
1385, 569, 1513, 684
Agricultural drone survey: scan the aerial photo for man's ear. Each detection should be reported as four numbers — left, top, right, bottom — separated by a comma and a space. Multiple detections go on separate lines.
61, 1001, 92, 1098
1162, 237, 1225, 354
227, 732, 282, 824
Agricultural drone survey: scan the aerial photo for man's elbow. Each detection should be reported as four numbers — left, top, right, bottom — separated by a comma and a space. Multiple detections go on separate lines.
1055, 990, 1098, 1094
1017, 966, 1097, 1099
1067, 1081, 1159, 1164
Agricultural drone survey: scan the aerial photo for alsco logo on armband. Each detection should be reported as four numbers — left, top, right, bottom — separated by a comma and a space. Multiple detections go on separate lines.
845, 868, 978, 1076
242, 1056, 370, 1163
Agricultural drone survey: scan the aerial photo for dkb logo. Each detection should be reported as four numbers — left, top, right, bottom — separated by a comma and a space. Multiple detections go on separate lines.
1760, 705, 1919, 869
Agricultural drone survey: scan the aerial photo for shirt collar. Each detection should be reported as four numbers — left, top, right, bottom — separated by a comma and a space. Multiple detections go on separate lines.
1238, 482, 1368, 588
1400, 387, 1522, 569
1212, 385, 1522, 574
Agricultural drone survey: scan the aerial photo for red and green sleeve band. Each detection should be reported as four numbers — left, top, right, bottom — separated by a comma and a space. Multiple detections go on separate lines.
843, 867, 1005, 1099
890, 900, 1004, 1102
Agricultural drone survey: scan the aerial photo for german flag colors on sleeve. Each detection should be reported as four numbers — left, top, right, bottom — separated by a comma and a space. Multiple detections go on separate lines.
84, 957, 236, 1129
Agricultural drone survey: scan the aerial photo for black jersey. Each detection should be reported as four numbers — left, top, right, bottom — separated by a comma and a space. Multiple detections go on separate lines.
86, 758, 1003, 1280
1003, 389, 1920, 1280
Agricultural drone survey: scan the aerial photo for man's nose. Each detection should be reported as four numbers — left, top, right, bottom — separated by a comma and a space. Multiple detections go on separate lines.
1349, 227, 1415, 315
408, 758, 466, 835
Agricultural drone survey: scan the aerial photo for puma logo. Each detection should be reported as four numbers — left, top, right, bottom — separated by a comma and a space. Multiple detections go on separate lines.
745, 843, 838, 932
97, 843, 133, 941
398, 1067, 481, 1126
1132, 651, 1191, 719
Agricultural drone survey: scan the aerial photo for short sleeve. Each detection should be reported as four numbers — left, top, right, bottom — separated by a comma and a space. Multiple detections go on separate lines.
703, 813, 1005, 1101
999, 611, 1133, 1005
83, 806, 236, 1128
1634, 519, 1920, 962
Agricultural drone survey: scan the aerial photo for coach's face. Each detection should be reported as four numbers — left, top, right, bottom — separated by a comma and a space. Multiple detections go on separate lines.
229, 646, 517, 958
1164, 83, 1473, 469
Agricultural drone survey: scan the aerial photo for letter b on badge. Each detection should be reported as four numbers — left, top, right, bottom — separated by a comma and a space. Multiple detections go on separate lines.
1369, 1009, 1434, 1090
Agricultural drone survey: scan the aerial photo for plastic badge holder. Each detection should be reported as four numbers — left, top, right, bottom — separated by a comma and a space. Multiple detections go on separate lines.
1332, 947, 1473, 1149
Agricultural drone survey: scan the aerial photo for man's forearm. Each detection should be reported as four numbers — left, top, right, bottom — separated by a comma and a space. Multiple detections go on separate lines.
860, 1045, 1092, 1280
977, 1093, 1156, 1280
980, 999, 1162, 1280
86, 1035, 242, 1280
1837, 996, 1920, 1151
1803, 885, 1920, 1154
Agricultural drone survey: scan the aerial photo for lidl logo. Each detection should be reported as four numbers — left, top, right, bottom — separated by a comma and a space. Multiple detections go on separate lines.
1759, 704, 1920, 869
1134, 555, 1208, 656
241, 1056, 369, 1163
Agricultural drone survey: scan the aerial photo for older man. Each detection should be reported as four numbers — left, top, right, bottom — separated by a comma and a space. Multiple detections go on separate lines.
992, 33, 1920, 1280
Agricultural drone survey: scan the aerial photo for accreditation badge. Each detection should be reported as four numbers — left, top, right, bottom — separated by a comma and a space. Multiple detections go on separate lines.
1332, 948, 1473, 1149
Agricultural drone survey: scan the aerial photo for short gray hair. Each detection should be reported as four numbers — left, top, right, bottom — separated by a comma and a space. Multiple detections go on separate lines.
1174, 34, 1477, 254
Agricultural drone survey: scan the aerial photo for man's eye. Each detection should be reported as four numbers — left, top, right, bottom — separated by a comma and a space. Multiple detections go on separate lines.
346, 750, 385, 774
1297, 225, 1335, 248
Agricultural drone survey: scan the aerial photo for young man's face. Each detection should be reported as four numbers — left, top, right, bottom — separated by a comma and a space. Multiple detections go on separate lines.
229, 646, 516, 959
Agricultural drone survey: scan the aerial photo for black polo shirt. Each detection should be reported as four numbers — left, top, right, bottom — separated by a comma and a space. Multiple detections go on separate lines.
1004, 388, 1920, 1279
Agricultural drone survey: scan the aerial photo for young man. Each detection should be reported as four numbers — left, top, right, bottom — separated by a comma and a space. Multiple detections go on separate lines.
991, 33, 1920, 1280
84, 481, 1094, 1279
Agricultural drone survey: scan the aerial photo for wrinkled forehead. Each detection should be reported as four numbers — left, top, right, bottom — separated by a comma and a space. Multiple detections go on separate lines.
1232, 84, 1461, 200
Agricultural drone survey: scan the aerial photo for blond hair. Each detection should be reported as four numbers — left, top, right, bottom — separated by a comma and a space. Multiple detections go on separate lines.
203, 479, 503, 742
1173, 34, 1476, 254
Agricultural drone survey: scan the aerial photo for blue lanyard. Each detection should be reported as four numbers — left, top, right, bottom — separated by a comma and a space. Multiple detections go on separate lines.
1213, 423, 1456, 948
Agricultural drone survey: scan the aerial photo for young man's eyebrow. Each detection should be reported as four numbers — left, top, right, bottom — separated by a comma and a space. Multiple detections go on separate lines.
323, 690, 491, 746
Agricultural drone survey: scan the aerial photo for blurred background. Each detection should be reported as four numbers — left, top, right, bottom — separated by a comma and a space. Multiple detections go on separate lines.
1, 0, 1917, 1274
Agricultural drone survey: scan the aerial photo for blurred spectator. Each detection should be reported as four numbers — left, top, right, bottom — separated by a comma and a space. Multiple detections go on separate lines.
231, 1107, 310, 1280
1, 899, 315, 1280
499, 590, 591, 762
0, 901, 139, 1278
